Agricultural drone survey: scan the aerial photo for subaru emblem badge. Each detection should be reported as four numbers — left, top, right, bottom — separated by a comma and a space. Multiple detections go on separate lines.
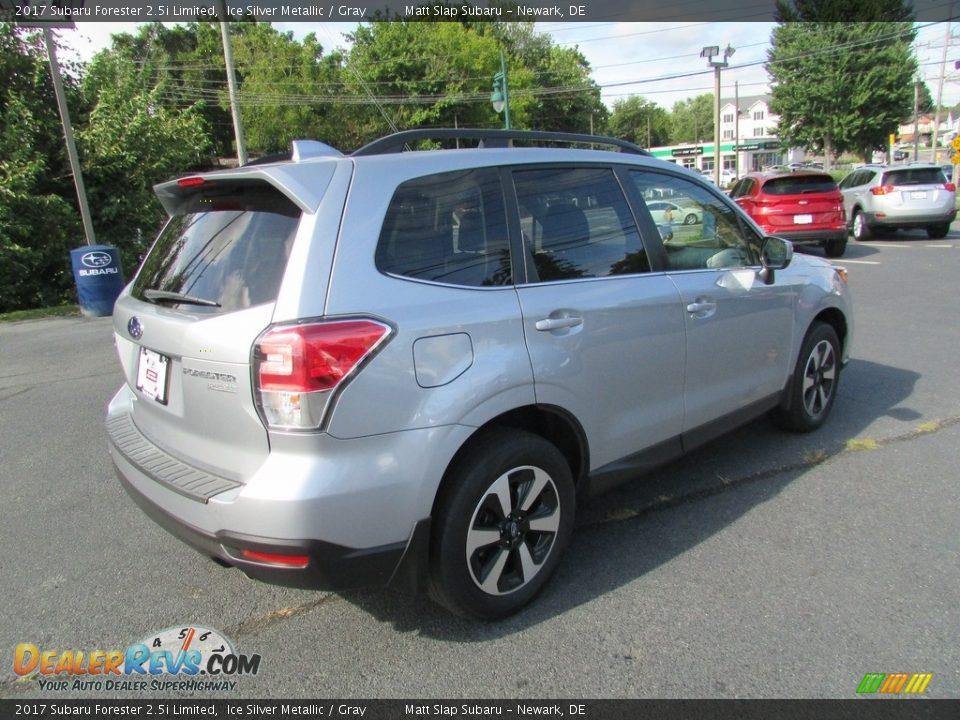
128, 316, 143, 340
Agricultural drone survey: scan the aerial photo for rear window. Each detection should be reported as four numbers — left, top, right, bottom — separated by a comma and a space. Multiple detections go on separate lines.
133, 182, 300, 314
761, 175, 838, 195
881, 168, 947, 186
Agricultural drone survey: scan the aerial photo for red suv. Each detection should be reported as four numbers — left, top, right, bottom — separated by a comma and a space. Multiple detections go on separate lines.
729, 171, 847, 257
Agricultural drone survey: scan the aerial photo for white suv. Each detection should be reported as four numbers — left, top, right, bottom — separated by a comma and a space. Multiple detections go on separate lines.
107, 129, 853, 619
839, 163, 957, 240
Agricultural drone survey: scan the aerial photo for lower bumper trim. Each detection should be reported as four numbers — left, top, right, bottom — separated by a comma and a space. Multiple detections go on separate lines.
115, 464, 415, 591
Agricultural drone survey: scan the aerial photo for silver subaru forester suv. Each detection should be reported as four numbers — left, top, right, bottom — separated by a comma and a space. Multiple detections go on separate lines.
107, 129, 853, 619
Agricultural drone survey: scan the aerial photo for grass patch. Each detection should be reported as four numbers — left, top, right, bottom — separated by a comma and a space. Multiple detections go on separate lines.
0, 304, 80, 323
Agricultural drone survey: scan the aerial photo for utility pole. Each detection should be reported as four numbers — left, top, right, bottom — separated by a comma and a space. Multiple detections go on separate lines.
912, 78, 921, 162
930, 10, 953, 161
734, 80, 740, 179
43, 28, 95, 246
217, 0, 247, 165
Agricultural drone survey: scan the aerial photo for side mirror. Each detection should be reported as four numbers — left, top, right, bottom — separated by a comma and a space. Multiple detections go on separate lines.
758, 236, 793, 284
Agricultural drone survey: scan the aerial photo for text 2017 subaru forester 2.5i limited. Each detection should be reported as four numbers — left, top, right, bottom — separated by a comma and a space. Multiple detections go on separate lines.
107, 130, 853, 619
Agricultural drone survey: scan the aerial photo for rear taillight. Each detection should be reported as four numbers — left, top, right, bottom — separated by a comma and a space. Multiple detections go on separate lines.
870, 185, 895, 195
253, 319, 391, 430
945, 182, 956, 192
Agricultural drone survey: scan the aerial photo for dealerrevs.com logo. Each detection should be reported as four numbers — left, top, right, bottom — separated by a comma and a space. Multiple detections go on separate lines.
14, 626, 261, 693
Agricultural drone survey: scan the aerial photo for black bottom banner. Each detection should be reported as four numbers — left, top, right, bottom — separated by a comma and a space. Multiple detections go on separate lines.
2, 699, 958, 720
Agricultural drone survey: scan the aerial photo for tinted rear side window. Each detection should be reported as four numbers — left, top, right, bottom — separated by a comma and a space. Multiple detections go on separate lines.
761, 175, 838, 195
513, 166, 648, 281
882, 168, 947, 186
133, 182, 300, 314
376, 168, 511, 287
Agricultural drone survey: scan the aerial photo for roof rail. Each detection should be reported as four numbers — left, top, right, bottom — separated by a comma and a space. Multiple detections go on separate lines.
351, 128, 651, 157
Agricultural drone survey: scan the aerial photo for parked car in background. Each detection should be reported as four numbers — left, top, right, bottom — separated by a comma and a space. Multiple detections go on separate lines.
838, 163, 956, 240
106, 129, 853, 619
729, 170, 848, 257
646, 199, 702, 225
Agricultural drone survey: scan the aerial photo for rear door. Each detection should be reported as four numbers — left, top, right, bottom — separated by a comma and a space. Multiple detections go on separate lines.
510, 165, 686, 471
112, 172, 329, 479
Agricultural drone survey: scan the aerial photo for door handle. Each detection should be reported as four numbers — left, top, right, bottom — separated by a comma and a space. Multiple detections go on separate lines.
686, 299, 717, 314
535, 316, 583, 331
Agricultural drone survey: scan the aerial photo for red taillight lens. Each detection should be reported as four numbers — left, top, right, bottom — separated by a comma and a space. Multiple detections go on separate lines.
254, 319, 391, 430
257, 320, 390, 392
240, 549, 309, 568
944, 182, 956, 192
870, 185, 895, 196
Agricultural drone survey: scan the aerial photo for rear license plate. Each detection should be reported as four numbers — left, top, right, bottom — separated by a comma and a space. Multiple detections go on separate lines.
911, 191, 927, 199
793, 214, 813, 224
136, 347, 170, 405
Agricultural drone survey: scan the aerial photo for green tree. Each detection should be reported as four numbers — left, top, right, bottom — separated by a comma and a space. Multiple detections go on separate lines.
229, 25, 349, 153
767, 0, 916, 166
669, 94, 714, 145
608, 96, 670, 147
0, 25, 83, 311
79, 49, 212, 271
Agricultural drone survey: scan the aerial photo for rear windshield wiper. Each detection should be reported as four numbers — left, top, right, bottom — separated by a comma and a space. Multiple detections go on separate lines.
142, 289, 222, 308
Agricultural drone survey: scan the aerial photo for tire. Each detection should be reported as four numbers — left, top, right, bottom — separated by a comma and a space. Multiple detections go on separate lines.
926, 223, 950, 239
771, 322, 841, 433
428, 428, 576, 619
683, 213, 698, 225
852, 210, 872, 241
823, 236, 847, 258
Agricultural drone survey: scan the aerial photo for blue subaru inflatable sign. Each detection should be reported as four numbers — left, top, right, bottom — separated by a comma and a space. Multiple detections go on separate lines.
70, 245, 125, 317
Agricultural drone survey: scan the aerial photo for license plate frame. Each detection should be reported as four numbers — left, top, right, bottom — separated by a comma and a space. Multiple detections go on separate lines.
136, 347, 170, 405
793, 214, 813, 225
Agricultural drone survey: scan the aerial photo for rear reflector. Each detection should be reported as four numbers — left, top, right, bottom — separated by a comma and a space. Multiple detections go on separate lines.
240, 549, 309, 568
253, 319, 391, 430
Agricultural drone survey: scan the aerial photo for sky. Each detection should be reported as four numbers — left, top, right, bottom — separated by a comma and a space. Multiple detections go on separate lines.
57, 20, 960, 113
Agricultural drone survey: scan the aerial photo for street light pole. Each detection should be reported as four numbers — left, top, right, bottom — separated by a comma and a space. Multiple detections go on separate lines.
702, 44, 734, 187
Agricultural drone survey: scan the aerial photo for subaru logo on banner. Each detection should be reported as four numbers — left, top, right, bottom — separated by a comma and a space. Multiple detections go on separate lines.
69, 245, 125, 318
81, 251, 113, 268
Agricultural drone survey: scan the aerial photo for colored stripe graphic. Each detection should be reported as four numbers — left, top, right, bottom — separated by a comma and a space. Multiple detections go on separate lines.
857, 672, 933, 694
857, 673, 886, 694
903, 673, 933, 694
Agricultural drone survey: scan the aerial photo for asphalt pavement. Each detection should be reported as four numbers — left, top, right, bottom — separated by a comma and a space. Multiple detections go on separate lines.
1, 229, 958, 699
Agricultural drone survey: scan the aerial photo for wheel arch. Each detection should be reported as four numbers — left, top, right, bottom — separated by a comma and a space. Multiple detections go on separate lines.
432, 404, 589, 519
813, 307, 848, 358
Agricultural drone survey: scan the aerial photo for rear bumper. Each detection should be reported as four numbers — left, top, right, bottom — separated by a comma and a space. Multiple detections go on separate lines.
115, 464, 428, 591
864, 208, 956, 228
106, 385, 471, 593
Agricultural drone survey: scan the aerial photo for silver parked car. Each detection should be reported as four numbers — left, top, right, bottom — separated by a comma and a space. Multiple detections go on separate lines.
839, 163, 957, 240
107, 129, 854, 619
